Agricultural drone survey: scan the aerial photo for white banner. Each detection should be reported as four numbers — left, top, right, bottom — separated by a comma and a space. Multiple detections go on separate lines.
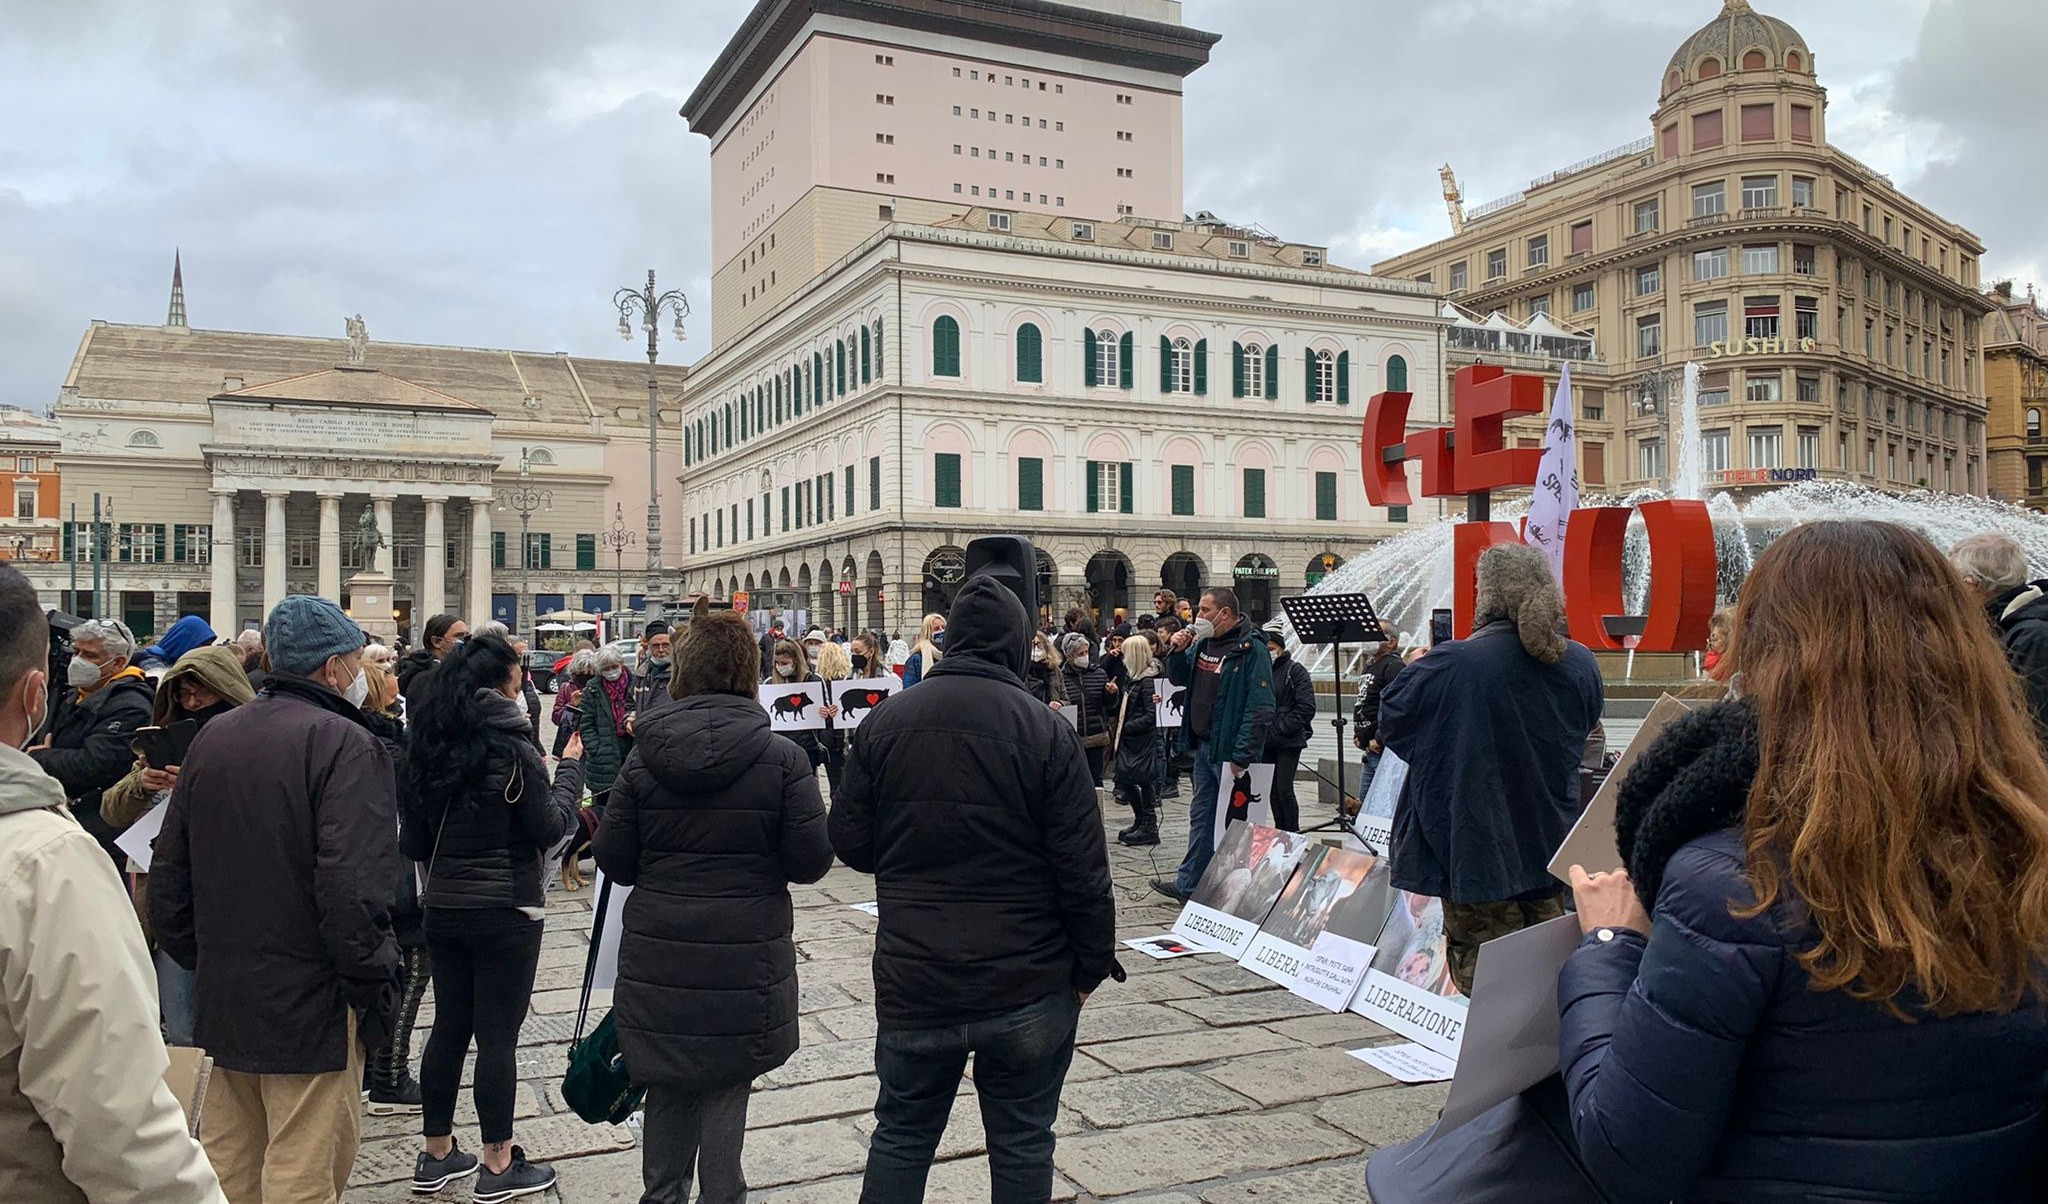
115, 799, 169, 873
825, 677, 898, 731
1212, 762, 1277, 847
589, 870, 632, 992
759, 681, 826, 732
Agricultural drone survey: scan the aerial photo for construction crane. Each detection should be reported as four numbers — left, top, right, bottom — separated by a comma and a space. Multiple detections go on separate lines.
1439, 163, 1465, 235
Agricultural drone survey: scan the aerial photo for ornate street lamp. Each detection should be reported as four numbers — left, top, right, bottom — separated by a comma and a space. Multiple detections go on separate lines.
495, 447, 552, 635
612, 269, 689, 623
599, 501, 638, 629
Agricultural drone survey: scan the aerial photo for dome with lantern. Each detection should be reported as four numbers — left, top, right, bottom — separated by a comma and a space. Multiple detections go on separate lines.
1662, 0, 1813, 97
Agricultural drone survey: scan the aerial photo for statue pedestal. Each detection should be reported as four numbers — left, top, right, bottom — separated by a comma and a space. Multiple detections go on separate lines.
347, 571, 400, 647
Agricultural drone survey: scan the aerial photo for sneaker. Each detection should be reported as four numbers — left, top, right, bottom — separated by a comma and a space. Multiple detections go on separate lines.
1150, 878, 1189, 903
411, 1143, 479, 1194
368, 1072, 424, 1115
473, 1146, 555, 1203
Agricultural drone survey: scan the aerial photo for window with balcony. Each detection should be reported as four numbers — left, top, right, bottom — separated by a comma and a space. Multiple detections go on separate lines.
1745, 297, 1780, 340
1792, 243, 1816, 275
1695, 301, 1729, 349
1526, 235, 1549, 269
1449, 260, 1468, 291
1741, 175, 1778, 209
1486, 249, 1507, 280
2029, 408, 2041, 440
1747, 372, 1782, 403
1701, 430, 1731, 473
1694, 247, 1729, 280
1693, 181, 1726, 218
1637, 314, 1663, 359
1634, 197, 1660, 235
1795, 297, 1819, 341
1528, 294, 1551, 318
1742, 244, 1780, 274
1749, 426, 1783, 469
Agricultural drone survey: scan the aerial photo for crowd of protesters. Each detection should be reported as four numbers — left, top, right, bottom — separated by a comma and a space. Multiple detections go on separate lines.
8, 517, 2048, 1203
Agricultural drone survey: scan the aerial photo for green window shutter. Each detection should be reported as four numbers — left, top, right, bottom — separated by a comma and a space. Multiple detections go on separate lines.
540, 533, 553, 570
843, 467, 853, 515
1389, 505, 1410, 523
1171, 464, 1194, 516
1194, 339, 1209, 395
1018, 456, 1044, 510
870, 457, 881, 510
577, 533, 596, 570
63, 521, 74, 560
861, 325, 872, 383
492, 531, 506, 569
1119, 332, 1134, 390
1305, 348, 1317, 402
782, 487, 790, 530
1388, 354, 1409, 393
934, 453, 962, 508
932, 316, 960, 377
813, 353, 823, 407
837, 341, 849, 392
1244, 469, 1266, 518
1316, 472, 1338, 521
1159, 335, 1174, 393
1017, 323, 1043, 383
1119, 462, 1134, 514
173, 524, 187, 562
1232, 342, 1245, 398
1084, 329, 1099, 387
1085, 460, 1100, 513
1265, 345, 1280, 399
1338, 351, 1351, 404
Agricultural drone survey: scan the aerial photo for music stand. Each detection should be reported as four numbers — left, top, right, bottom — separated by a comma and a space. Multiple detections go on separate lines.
1280, 593, 1389, 848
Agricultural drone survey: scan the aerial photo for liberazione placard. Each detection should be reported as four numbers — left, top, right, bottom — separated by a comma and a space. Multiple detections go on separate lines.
1170, 824, 1311, 957
1350, 892, 1470, 1058
1238, 845, 1393, 1004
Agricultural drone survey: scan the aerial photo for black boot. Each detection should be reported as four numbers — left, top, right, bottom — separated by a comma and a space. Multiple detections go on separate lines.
367, 946, 428, 1114
1120, 797, 1160, 846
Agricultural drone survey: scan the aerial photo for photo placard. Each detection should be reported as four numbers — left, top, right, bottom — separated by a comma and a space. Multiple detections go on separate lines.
1239, 845, 1395, 1010
758, 681, 827, 732
1170, 823, 1312, 957
1350, 892, 1470, 1058
826, 677, 898, 731
1213, 762, 1277, 847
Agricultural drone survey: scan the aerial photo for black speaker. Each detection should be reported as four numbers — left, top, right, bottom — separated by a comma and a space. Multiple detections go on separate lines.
964, 535, 1038, 626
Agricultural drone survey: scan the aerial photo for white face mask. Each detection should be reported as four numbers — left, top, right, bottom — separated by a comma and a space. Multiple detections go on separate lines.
343, 667, 370, 709
66, 657, 106, 690
602, 668, 623, 682
1030, 647, 1046, 663
18, 674, 47, 750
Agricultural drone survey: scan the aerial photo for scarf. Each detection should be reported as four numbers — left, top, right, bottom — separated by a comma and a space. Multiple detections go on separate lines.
1612, 698, 1760, 912
599, 671, 631, 721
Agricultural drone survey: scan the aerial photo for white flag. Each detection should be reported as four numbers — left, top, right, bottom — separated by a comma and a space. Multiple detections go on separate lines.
1523, 361, 1578, 583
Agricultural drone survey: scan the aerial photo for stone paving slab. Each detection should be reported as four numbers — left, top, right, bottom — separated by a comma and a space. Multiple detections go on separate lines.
1076, 1001, 1209, 1046
748, 1074, 882, 1130
1179, 962, 1286, 995
745, 1118, 873, 1187
848, 1086, 1083, 1162
1167, 989, 1330, 1027
1200, 1046, 1395, 1108
1262, 1010, 1396, 1047
1194, 1157, 1373, 1203
1105, 970, 1218, 1004
359, 1080, 540, 1142
1053, 1111, 1363, 1197
813, 1004, 880, 1042
1086, 1026, 1301, 1074
760, 1038, 876, 1087
1061, 1068, 1258, 1129
1315, 1081, 1452, 1149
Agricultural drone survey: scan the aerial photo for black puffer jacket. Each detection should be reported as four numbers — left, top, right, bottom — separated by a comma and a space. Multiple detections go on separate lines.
1989, 582, 2048, 736
594, 692, 832, 1091
400, 689, 579, 913
362, 709, 422, 950
32, 670, 154, 861
831, 577, 1124, 1029
1266, 652, 1317, 755
1057, 659, 1110, 740
395, 648, 439, 714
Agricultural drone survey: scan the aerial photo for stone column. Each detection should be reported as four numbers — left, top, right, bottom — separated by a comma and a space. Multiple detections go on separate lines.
317, 493, 343, 601
208, 488, 238, 635
468, 497, 492, 625
262, 490, 289, 615
371, 494, 396, 578
420, 497, 447, 620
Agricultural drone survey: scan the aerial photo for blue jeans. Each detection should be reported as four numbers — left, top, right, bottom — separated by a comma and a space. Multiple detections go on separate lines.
155, 948, 197, 1047
1154, 728, 1175, 795
1175, 740, 1222, 895
861, 991, 1082, 1204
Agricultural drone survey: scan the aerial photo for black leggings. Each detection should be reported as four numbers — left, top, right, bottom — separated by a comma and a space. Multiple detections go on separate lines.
420, 910, 544, 1144
1269, 747, 1302, 832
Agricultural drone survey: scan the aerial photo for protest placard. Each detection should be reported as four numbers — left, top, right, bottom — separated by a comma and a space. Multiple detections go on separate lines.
827, 677, 897, 731
1427, 915, 1584, 1142
1548, 693, 1695, 883
588, 869, 632, 991
1239, 845, 1395, 1012
1350, 1042, 1457, 1084
1170, 823, 1311, 958
115, 799, 169, 873
1154, 679, 1185, 729
1350, 892, 1470, 1058
1122, 935, 1204, 960
1212, 762, 1277, 846
1350, 750, 1406, 854
758, 680, 827, 732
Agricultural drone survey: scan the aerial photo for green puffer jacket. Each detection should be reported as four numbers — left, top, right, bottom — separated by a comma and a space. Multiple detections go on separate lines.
578, 684, 633, 796
1165, 620, 1276, 767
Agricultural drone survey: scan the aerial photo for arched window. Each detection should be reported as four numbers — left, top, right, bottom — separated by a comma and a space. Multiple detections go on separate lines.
873, 318, 885, 374
1168, 338, 1194, 393
1742, 49, 1766, 71
1232, 342, 1275, 400
1310, 350, 1336, 403
1085, 328, 1119, 387
2029, 408, 2041, 439
1666, 68, 1682, 94
1015, 322, 1043, 383
1387, 354, 1408, 393
128, 429, 160, 448
932, 315, 962, 377
722, 404, 732, 446
740, 398, 750, 439
1698, 56, 1721, 80
1786, 50, 1803, 72
860, 325, 872, 384
837, 339, 850, 392
526, 447, 555, 465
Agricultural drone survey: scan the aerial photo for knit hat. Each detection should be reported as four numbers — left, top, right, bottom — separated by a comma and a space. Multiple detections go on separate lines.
1057, 632, 1092, 659
263, 595, 366, 677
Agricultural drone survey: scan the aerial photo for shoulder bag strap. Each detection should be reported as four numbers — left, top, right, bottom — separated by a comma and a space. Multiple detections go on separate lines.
574, 874, 612, 1044
1111, 691, 1131, 757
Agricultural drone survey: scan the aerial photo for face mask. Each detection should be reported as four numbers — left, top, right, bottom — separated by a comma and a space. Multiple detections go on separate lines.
18, 674, 47, 750
649, 655, 671, 668
1030, 647, 1046, 663
67, 657, 105, 690
775, 662, 794, 677
1071, 656, 1089, 668
852, 654, 869, 672
602, 668, 623, 682
932, 631, 946, 649
343, 667, 370, 709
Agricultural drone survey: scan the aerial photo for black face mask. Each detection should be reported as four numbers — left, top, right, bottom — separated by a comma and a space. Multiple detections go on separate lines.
188, 699, 238, 726
851, 653, 869, 672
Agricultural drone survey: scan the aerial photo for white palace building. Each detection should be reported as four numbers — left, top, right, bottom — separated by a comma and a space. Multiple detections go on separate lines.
675, 0, 1448, 632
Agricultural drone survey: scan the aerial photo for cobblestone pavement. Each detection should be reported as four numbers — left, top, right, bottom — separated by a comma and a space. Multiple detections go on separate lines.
341, 786, 1442, 1202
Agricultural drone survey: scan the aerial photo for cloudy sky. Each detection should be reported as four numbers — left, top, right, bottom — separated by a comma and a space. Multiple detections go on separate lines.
2, 0, 2039, 407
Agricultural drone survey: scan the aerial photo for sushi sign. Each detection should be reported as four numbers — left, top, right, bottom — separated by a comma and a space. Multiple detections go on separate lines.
1361, 365, 1716, 652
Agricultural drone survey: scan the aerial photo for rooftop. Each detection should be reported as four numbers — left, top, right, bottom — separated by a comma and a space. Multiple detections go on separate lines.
924, 207, 1375, 279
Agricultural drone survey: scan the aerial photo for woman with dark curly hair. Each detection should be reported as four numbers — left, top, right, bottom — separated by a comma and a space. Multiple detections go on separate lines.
399, 632, 582, 1200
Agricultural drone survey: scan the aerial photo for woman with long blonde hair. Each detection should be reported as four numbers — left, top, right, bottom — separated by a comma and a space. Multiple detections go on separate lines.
812, 640, 854, 793
901, 613, 945, 687
1535, 521, 2048, 1202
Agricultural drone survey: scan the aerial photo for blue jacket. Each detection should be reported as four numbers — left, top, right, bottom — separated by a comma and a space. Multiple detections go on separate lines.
1378, 622, 1601, 902
1562, 702, 2048, 1203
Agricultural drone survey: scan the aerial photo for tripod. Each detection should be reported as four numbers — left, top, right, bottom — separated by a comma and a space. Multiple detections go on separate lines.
1281, 593, 1388, 850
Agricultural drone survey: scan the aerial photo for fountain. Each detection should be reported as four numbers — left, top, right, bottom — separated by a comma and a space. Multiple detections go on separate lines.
1297, 481, 2048, 666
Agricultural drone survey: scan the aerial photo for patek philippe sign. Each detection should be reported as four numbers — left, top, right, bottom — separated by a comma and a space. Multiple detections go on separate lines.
1707, 336, 1819, 358
212, 401, 493, 457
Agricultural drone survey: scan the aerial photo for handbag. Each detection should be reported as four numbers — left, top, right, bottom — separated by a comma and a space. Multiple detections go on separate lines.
1078, 678, 1111, 750
560, 876, 646, 1124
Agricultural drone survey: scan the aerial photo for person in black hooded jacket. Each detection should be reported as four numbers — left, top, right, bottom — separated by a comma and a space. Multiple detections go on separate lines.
398, 632, 579, 1199
595, 605, 832, 1204
831, 575, 1123, 1203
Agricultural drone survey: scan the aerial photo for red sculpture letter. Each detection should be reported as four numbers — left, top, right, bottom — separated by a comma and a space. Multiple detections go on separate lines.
1453, 365, 1545, 493
1562, 506, 1636, 650
1452, 521, 1521, 639
1637, 500, 1717, 652
1360, 390, 1414, 507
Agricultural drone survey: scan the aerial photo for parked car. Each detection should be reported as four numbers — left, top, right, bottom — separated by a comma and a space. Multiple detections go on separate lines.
524, 648, 560, 693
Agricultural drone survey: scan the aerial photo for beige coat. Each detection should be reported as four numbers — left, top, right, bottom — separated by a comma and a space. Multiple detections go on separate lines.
0, 742, 225, 1203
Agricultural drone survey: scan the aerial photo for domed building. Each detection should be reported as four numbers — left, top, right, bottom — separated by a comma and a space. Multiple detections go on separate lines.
1378, 0, 1995, 501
